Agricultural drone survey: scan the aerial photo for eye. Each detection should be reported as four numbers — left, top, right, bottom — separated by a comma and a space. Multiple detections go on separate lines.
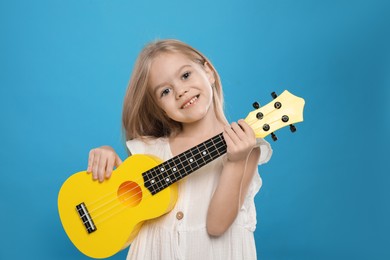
181, 71, 191, 80
161, 88, 171, 97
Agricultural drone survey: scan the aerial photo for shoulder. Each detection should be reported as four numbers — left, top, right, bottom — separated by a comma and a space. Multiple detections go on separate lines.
126, 137, 168, 155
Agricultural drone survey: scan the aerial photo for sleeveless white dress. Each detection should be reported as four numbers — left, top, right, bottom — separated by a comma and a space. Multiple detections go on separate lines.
125, 137, 272, 260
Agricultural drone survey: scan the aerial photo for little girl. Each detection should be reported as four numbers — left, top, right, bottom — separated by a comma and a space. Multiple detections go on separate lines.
87, 39, 272, 260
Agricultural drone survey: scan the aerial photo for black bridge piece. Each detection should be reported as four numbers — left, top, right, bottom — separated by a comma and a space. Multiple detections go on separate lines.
76, 202, 97, 234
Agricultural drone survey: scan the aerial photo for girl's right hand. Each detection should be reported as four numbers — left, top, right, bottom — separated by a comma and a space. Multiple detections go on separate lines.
87, 146, 123, 182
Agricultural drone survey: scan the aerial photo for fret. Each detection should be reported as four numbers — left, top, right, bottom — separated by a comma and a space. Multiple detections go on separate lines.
142, 170, 156, 195
197, 142, 212, 163
178, 153, 191, 173
160, 162, 170, 187
215, 135, 227, 155
188, 147, 201, 169
155, 167, 164, 186
210, 149, 218, 158
193, 146, 207, 167
172, 157, 184, 178
166, 159, 179, 183
150, 169, 160, 192
144, 132, 228, 195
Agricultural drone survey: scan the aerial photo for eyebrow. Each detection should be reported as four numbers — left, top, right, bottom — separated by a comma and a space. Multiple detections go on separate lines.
153, 64, 193, 94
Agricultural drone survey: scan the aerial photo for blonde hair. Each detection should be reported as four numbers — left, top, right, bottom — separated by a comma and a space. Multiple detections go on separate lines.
122, 39, 227, 140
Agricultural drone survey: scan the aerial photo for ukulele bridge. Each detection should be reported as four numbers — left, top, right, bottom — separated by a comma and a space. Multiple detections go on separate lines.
76, 202, 97, 234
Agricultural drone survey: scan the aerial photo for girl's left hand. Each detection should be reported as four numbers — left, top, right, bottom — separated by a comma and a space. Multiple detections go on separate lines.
223, 119, 257, 162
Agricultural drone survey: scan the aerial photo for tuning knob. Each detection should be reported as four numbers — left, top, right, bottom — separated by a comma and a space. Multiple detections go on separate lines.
282, 115, 289, 122
256, 112, 264, 120
271, 132, 278, 141
290, 124, 297, 133
271, 92, 278, 99
252, 102, 260, 109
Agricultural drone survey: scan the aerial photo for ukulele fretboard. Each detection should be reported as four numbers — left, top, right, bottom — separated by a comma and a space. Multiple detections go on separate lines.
143, 133, 227, 195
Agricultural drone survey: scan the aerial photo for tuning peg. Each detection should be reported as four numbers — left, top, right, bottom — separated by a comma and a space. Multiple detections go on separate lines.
256, 112, 264, 120
290, 124, 297, 133
281, 115, 289, 122
271, 132, 278, 141
271, 92, 278, 99
252, 102, 260, 109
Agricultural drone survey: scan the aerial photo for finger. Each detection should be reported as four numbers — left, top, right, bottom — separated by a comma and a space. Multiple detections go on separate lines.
92, 153, 101, 181
97, 156, 108, 182
231, 122, 247, 140
222, 130, 234, 148
237, 120, 256, 148
115, 154, 123, 167
87, 150, 95, 173
237, 119, 255, 137
224, 125, 240, 145
105, 157, 114, 179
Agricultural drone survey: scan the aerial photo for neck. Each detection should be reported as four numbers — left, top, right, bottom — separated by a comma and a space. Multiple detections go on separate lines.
179, 106, 225, 141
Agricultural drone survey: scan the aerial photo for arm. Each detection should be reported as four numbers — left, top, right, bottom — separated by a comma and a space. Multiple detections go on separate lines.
206, 120, 260, 236
87, 146, 123, 182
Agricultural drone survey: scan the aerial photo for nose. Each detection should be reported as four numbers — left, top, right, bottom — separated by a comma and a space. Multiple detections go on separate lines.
175, 85, 189, 99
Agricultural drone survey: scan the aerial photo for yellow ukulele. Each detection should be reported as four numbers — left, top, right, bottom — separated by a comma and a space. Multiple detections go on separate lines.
58, 90, 305, 258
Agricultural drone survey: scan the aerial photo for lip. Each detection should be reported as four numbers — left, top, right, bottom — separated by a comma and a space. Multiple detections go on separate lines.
181, 95, 200, 109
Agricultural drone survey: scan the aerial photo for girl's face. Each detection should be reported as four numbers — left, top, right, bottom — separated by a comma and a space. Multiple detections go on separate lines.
148, 52, 216, 125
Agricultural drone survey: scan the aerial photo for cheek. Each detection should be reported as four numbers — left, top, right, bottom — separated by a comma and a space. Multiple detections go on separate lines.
158, 101, 175, 116
158, 104, 168, 115
158, 104, 177, 122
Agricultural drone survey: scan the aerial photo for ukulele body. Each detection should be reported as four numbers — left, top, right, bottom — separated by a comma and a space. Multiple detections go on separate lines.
58, 154, 178, 259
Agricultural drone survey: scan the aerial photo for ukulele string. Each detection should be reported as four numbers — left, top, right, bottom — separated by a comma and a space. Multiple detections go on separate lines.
92, 134, 230, 226
86, 106, 278, 212
84, 121, 267, 226
83, 120, 265, 226
83, 135, 226, 223
85, 133, 223, 209
84, 149, 194, 210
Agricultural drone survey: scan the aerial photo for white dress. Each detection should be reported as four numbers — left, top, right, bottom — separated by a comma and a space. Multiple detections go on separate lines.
125, 137, 272, 260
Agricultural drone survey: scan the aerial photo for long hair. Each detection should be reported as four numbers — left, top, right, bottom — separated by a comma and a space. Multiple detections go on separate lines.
122, 39, 227, 141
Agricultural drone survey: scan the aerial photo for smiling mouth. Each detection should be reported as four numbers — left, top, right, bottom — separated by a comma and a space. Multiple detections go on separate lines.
181, 95, 200, 109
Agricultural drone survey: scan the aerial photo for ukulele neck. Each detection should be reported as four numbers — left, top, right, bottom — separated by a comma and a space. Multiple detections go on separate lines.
143, 133, 226, 195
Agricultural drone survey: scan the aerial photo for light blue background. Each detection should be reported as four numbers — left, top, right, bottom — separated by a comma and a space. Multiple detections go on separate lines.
1, 0, 389, 259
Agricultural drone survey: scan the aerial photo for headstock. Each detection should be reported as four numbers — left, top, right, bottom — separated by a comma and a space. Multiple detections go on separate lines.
245, 90, 305, 141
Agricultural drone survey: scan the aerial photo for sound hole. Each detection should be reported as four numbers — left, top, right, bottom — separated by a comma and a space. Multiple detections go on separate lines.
117, 181, 142, 207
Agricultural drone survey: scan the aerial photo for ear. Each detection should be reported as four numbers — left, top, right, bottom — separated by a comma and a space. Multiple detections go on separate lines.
203, 62, 216, 85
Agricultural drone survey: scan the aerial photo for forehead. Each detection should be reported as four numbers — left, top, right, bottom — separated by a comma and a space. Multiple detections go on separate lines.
149, 52, 196, 86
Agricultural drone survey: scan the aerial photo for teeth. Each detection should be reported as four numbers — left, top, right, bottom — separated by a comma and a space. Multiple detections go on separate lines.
182, 96, 198, 109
